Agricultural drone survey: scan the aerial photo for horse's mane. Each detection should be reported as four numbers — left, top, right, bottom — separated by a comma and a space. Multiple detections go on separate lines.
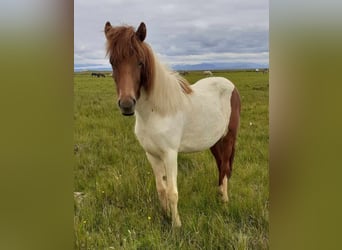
178, 75, 193, 95
105, 25, 192, 98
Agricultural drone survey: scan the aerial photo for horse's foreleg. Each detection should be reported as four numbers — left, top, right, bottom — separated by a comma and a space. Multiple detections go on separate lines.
163, 150, 181, 227
146, 152, 168, 213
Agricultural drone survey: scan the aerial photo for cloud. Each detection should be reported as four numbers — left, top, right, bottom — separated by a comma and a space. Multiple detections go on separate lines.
74, 0, 269, 68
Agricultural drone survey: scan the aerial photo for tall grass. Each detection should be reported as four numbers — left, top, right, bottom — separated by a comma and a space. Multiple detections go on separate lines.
74, 70, 269, 249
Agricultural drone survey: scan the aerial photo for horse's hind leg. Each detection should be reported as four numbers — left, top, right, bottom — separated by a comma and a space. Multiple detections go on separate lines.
217, 87, 241, 202
210, 88, 240, 203
220, 130, 236, 202
210, 140, 228, 202
210, 140, 222, 173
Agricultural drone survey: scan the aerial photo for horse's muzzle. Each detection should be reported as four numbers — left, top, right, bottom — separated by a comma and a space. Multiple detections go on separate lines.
118, 98, 136, 116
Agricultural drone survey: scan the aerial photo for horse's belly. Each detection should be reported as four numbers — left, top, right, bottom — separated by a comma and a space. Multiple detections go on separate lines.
179, 102, 231, 152
179, 135, 223, 152
179, 117, 228, 152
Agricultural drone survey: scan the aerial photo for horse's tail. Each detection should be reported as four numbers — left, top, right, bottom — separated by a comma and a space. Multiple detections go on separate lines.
227, 143, 235, 179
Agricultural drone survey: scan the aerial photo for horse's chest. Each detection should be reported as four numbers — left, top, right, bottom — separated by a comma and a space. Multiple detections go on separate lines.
134, 115, 183, 154
135, 127, 161, 155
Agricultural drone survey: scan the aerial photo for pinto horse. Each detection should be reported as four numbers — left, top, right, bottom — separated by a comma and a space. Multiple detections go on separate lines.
104, 22, 241, 227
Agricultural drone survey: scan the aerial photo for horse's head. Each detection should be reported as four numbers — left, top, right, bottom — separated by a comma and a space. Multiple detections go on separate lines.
104, 22, 154, 116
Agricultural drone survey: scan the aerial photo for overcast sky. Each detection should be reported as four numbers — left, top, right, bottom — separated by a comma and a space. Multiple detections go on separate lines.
74, 0, 269, 70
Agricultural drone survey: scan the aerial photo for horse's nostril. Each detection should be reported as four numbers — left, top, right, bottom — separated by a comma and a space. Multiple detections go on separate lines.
118, 98, 136, 108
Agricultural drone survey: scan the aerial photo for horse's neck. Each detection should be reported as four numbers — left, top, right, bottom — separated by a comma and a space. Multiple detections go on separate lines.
137, 53, 188, 116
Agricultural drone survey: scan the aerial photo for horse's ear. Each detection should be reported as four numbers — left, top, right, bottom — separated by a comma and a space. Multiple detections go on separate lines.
136, 22, 146, 42
104, 21, 112, 39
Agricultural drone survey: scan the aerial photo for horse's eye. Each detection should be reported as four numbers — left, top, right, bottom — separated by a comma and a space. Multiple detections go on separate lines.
138, 62, 143, 67
110, 59, 116, 69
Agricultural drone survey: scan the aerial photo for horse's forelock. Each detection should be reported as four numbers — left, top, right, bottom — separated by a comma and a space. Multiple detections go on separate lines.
106, 26, 138, 62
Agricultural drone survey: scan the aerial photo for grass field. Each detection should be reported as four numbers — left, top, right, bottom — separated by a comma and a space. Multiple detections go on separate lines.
74, 70, 269, 249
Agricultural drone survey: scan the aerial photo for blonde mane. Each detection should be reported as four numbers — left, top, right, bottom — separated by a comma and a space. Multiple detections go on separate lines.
145, 52, 193, 115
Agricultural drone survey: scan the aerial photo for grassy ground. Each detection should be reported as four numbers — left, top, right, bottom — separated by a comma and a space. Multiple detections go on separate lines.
74, 70, 269, 249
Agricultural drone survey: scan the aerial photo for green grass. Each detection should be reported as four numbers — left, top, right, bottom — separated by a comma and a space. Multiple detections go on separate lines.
74, 70, 269, 249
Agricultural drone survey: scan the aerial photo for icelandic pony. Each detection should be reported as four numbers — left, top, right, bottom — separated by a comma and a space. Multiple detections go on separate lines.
104, 22, 241, 227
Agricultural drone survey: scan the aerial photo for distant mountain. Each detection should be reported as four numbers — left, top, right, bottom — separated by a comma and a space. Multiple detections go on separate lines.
171, 62, 269, 71
74, 62, 268, 72
74, 64, 111, 72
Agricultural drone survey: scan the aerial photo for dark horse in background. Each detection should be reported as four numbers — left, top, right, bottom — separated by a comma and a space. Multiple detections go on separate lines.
91, 72, 106, 77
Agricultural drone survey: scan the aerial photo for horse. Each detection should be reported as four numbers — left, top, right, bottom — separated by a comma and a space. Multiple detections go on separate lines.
91, 72, 106, 77
104, 22, 241, 227
203, 70, 213, 76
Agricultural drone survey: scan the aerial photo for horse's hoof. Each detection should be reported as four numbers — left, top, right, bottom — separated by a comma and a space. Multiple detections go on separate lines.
172, 220, 182, 228
222, 196, 229, 203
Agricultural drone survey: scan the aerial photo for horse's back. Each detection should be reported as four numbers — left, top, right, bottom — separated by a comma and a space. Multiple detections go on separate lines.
191, 77, 235, 94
